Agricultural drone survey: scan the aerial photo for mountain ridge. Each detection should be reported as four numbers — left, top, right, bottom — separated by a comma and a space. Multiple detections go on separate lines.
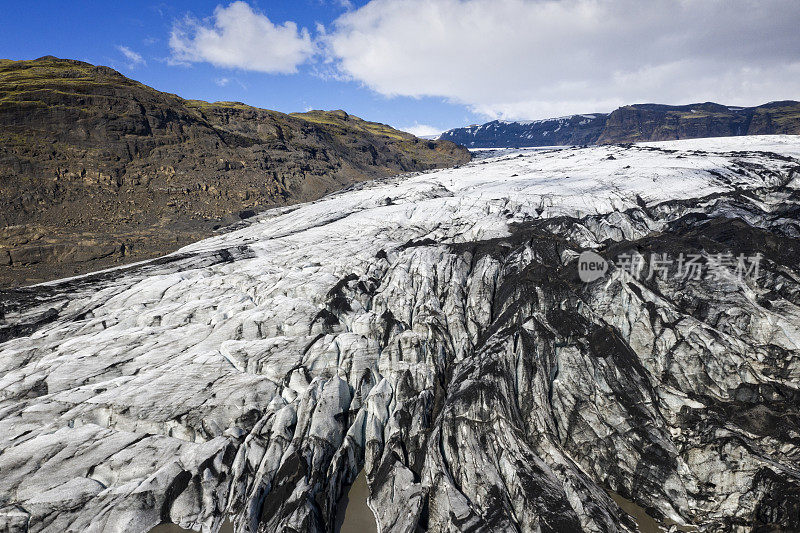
0, 56, 470, 286
439, 100, 800, 148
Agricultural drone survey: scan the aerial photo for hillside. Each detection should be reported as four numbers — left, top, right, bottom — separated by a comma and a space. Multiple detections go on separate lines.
438, 101, 800, 148
0, 56, 470, 286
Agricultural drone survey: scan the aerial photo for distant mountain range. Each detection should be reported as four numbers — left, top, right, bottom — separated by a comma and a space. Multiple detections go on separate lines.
439, 101, 800, 148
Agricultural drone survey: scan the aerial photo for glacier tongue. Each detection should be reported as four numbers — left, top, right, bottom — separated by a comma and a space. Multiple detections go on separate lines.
2, 136, 800, 532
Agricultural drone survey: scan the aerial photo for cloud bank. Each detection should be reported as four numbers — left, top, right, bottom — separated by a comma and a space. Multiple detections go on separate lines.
401, 124, 443, 137
169, 1, 314, 74
169, 0, 800, 120
325, 0, 800, 119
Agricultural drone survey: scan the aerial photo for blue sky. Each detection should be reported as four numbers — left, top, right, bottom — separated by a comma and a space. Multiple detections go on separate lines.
0, 1, 478, 135
2, 1, 798, 135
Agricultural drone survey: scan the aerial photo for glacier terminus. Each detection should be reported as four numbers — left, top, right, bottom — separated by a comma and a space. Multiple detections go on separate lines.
2, 136, 800, 532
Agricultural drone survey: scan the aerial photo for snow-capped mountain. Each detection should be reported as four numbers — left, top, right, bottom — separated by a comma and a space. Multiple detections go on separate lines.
2, 136, 800, 532
438, 113, 608, 148
439, 100, 800, 148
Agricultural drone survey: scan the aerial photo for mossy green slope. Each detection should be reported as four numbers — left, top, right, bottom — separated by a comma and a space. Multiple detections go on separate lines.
0, 56, 470, 286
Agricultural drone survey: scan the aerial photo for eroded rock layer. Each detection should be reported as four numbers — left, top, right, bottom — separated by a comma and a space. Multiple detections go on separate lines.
0, 56, 469, 286
2, 136, 800, 532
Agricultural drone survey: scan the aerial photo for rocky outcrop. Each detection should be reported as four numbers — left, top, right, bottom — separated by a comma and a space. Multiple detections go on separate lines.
1, 136, 799, 532
439, 101, 800, 148
597, 101, 800, 144
0, 56, 470, 286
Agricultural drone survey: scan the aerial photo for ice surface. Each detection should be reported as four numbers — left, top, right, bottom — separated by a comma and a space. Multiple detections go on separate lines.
1, 135, 799, 532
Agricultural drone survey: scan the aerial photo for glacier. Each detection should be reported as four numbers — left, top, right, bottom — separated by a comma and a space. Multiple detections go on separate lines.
1, 136, 800, 532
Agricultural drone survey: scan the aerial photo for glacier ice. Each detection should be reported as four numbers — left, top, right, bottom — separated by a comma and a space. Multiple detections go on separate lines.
2, 136, 800, 532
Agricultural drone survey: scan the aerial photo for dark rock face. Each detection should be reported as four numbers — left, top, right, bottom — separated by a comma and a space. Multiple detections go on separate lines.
598, 101, 800, 144
0, 57, 470, 286
439, 101, 800, 149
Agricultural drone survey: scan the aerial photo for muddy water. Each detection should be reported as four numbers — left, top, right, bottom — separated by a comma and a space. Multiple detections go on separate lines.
608, 491, 698, 533
335, 470, 378, 533
608, 491, 665, 533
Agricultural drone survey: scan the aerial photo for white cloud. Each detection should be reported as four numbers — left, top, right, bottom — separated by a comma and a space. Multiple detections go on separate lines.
116, 45, 146, 69
401, 123, 442, 137
169, 1, 315, 74
215, 77, 230, 86
324, 0, 800, 120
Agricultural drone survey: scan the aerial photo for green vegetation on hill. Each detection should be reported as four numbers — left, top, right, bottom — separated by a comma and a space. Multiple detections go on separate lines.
290, 109, 413, 141
0, 56, 470, 286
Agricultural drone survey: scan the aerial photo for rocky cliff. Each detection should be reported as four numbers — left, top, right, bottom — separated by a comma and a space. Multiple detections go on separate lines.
597, 101, 800, 144
0, 56, 470, 286
439, 101, 800, 148
1, 136, 799, 532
